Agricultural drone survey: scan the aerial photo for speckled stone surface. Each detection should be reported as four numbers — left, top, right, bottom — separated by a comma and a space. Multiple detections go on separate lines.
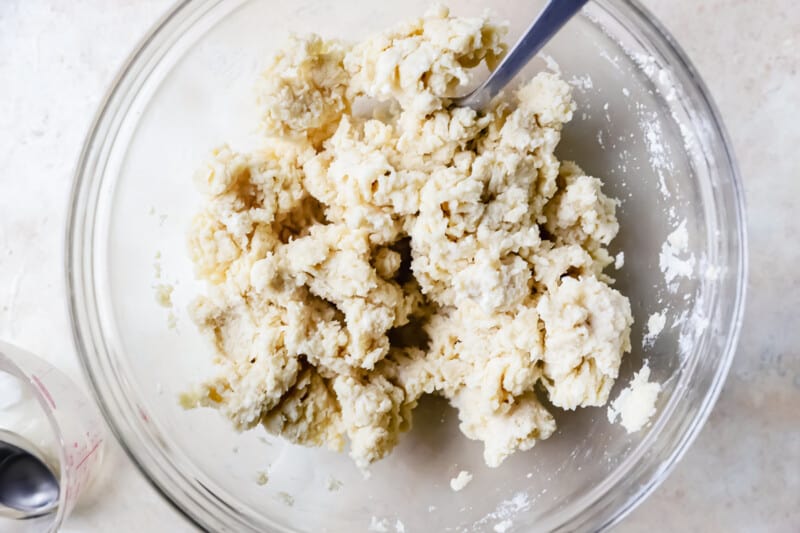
0, 1, 797, 531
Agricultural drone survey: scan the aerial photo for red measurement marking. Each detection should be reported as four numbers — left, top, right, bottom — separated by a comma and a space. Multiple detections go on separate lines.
31, 375, 57, 409
75, 439, 103, 470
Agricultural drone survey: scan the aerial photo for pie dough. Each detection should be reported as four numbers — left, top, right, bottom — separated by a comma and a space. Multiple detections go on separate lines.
181, 6, 633, 470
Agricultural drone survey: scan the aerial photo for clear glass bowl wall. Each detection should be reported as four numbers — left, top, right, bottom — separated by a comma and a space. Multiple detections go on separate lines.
68, 0, 746, 531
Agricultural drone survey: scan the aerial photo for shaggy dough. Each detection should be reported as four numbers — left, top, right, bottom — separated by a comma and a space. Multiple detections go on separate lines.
181, 6, 632, 470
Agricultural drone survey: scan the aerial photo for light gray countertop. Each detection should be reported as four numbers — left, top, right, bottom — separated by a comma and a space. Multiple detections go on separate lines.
0, 1, 797, 531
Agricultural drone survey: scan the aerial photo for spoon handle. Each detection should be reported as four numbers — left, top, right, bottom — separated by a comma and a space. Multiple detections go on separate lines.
456, 0, 589, 110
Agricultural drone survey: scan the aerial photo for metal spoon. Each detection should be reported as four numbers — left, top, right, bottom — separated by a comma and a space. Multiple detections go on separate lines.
0, 430, 59, 520
452, 0, 589, 111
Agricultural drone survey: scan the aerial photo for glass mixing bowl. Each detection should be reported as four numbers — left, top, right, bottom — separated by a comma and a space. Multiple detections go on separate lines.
67, 0, 747, 531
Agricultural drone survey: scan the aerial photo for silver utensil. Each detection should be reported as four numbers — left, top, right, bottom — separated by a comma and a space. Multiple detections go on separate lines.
0, 429, 59, 520
452, 0, 589, 110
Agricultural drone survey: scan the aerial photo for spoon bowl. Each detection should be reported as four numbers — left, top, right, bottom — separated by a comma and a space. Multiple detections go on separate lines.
452, 0, 589, 110
0, 429, 60, 520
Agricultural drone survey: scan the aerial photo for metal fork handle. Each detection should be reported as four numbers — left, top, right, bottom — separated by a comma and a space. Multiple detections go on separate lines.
453, 0, 590, 110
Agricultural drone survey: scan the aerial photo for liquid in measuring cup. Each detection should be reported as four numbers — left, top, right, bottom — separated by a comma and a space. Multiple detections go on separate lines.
0, 373, 61, 524
0, 342, 106, 532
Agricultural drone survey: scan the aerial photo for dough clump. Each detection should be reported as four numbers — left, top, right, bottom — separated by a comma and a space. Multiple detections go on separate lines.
182, 6, 632, 470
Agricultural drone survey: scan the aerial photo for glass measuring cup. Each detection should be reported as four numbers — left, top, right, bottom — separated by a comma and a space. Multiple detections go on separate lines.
0, 341, 105, 532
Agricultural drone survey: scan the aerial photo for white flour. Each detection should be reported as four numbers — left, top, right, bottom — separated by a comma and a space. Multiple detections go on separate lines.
639, 108, 673, 198
643, 311, 667, 347
368, 516, 389, 532
472, 492, 530, 532
493, 519, 513, 532
568, 73, 594, 91
659, 219, 696, 289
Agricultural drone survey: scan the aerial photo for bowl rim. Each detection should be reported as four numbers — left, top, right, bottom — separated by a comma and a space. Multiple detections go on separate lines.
66, 0, 748, 531
579, 1, 748, 529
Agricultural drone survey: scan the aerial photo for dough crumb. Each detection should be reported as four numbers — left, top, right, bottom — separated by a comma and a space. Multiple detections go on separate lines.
450, 470, 473, 491
326, 476, 343, 492
607, 363, 661, 433
154, 251, 162, 279
614, 251, 625, 269
255, 471, 269, 485
277, 491, 294, 506
154, 283, 173, 308
166, 311, 177, 330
